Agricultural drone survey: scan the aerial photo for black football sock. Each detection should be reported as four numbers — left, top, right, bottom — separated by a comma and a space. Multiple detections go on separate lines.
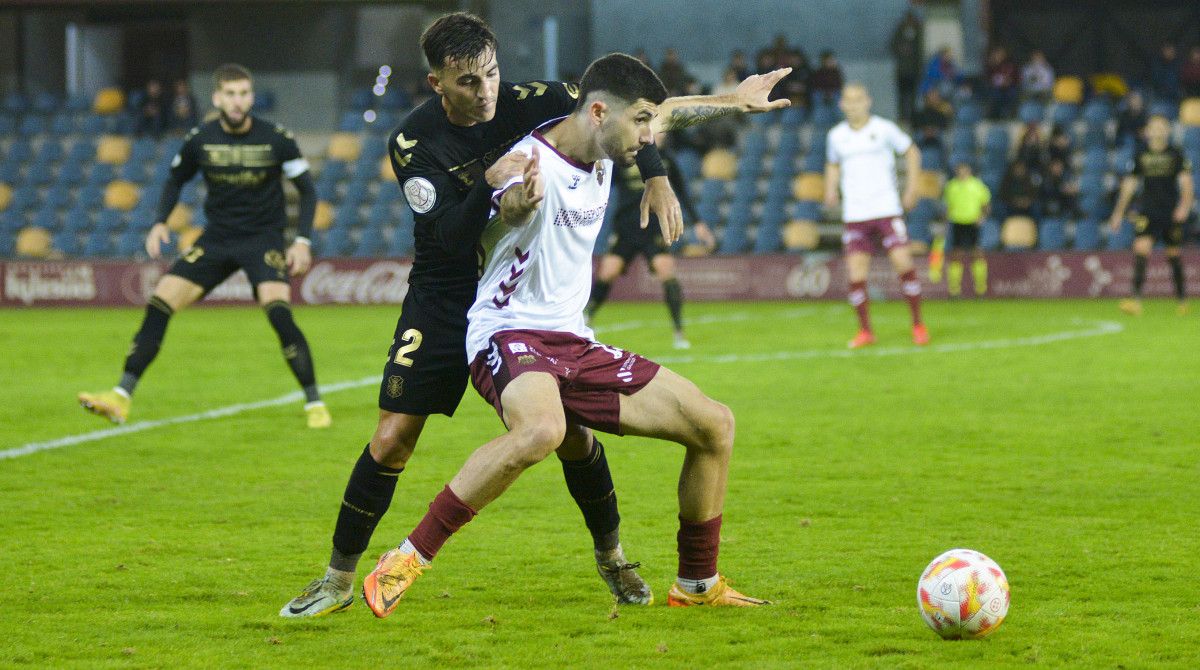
1168, 255, 1185, 300
330, 445, 403, 573
663, 278, 684, 332
588, 280, 613, 318
264, 300, 320, 402
120, 296, 174, 395
1133, 254, 1148, 298
559, 438, 621, 552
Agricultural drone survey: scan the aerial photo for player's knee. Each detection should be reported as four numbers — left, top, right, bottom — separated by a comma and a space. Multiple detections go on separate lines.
370, 416, 419, 466
695, 399, 735, 457
508, 419, 566, 466
554, 424, 592, 461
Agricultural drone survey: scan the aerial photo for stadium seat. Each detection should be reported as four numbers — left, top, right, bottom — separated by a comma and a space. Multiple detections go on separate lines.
53, 229, 81, 256
65, 94, 90, 113
791, 172, 824, 201
1149, 100, 1177, 121
62, 204, 91, 233
256, 90, 276, 112
1112, 144, 1135, 174
1052, 76, 1084, 104
950, 127, 976, 154
1073, 217, 1101, 250
114, 229, 146, 257
317, 227, 351, 256
34, 140, 64, 165
131, 199, 158, 228
907, 199, 937, 244
338, 111, 367, 132
16, 226, 53, 258
327, 133, 362, 162
44, 184, 71, 209
31, 206, 59, 232
178, 182, 203, 207
792, 200, 821, 221
96, 135, 132, 165
782, 219, 820, 251
672, 148, 701, 183
312, 201, 335, 231
353, 223, 386, 257
1051, 103, 1079, 125
120, 161, 148, 183
1106, 220, 1134, 249
811, 104, 840, 127
349, 88, 374, 111
32, 92, 59, 115
87, 163, 115, 187
717, 207, 751, 254
342, 180, 370, 211
50, 113, 75, 136
9, 184, 38, 212
777, 131, 801, 158
92, 88, 126, 115
94, 208, 126, 233
1082, 100, 1113, 125
1181, 98, 1200, 127
0, 182, 11, 211
780, 106, 805, 130
1183, 127, 1200, 152
7, 140, 33, 164
1018, 100, 1044, 125
801, 151, 825, 173
0, 114, 15, 135
770, 151, 797, 182
3, 92, 29, 115
104, 181, 139, 211
25, 162, 54, 186
752, 210, 784, 253
129, 137, 157, 163
1001, 216, 1037, 249
379, 88, 411, 110
735, 151, 762, 182
979, 217, 1001, 250
1080, 192, 1108, 220
1038, 217, 1066, 250
0, 209, 24, 237
376, 178, 401, 205
920, 149, 945, 172
67, 139, 96, 164
1082, 148, 1109, 174
83, 229, 112, 256
0, 160, 21, 184
983, 127, 1009, 155
954, 103, 982, 126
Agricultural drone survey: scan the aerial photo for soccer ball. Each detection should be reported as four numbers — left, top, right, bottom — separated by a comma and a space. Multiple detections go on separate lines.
917, 548, 1010, 639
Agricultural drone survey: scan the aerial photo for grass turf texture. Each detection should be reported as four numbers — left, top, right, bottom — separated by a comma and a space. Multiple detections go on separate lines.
1, 299, 1197, 668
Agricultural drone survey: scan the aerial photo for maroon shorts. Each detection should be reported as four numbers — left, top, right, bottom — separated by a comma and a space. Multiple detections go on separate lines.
842, 216, 909, 254
469, 329, 661, 435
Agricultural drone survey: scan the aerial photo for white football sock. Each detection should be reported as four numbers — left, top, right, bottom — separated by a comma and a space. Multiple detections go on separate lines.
400, 538, 431, 565
676, 574, 719, 594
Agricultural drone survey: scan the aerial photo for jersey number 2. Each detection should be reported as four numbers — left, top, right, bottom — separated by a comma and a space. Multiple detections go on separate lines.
393, 329, 423, 367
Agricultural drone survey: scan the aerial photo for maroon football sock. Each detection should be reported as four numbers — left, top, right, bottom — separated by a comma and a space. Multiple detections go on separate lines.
677, 514, 722, 580
849, 280, 871, 332
899, 269, 923, 326
407, 486, 477, 560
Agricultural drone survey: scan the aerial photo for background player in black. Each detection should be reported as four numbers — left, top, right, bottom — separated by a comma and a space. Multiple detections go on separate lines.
1110, 114, 1195, 315
587, 131, 715, 349
78, 64, 328, 428
281, 12, 791, 617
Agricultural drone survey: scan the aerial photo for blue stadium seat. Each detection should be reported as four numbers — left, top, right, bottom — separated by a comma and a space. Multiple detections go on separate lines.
34, 139, 63, 164
31, 206, 59, 232
192, 209, 207, 230
697, 179, 726, 223
954, 103, 982, 126
771, 152, 797, 182
62, 205, 92, 233
320, 159, 349, 184
55, 161, 83, 187
802, 151, 825, 173
1018, 100, 1044, 125
980, 167, 1003, 194
1106, 220, 1134, 250
179, 183, 203, 207
376, 179, 401, 204
1080, 192, 1108, 219
1077, 174, 1106, 198
7, 140, 33, 163
353, 223, 386, 257
53, 230, 81, 256
979, 217, 1002, 250
741, 131, 768, 160
80, 114, 106, 135
379, 88, 411, 111
94, 209, 126, 233
370, 110, 399, 133
119, 161, 146, 183
777, 131, 801, 159
82, 230, 113, 256
150, 160, 173, 185
808, 132, 828, 158
717, 207, 751, 254
0, 114, 15, 135
811, 104, 840, 127
1051, 104, 1079, 125
1073, 217, 1101, 250
906, 199, 937, 245
792, 200, 821, 220
779, 106, 805, 130
130, 137, 157, 164
87, 163, 115, 186
1112, 144, 1135, 174
255, 90, 276, 112
331, 203, 361, 231
25, 161, 54, 186
349, 88, 374, 111
0, 159, 21, 184
115, 229, 146, 257
77, 184, 104, 209
9, 184, 38, 212
315, 174, 338, 202
753, 217, 784, 253
32, 92, 59, 115
1082, 101, 1112, 124
316, 227, 351, 256
750, 110, 776, 128
1081, 124, 1108, 149
950, 127, 976, 153
44, 184, 71, 209
130, 198, 157, 226
19, 115, 47, 136
765, 175, 791, 203
65, 94, 90, 113
3, 92, 29, 115
983, 127, 1009, 154
0, 230, 14, 255
338, 111, 367, 132
1184, 127, 1200, 152
360, 138, 387, 163
672, 149, 701, 183
0, 210, 25, 237
1038, 217, 1066, 250
736, 152, 762, 182
342, 180, 370, 210
1082, 148, 1109, 174
1148, 100, 1177, 121
921, 150, 946, 172
50, 113, 75, 135
159, 137, 184, 159
67, 139, 96, 163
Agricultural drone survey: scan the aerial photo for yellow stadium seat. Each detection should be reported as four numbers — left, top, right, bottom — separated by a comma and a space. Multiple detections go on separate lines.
1052, 77, 1084, 104
179, 225, 204, 250
1089, 73, 1127, 99
700, 148, 737, 181
97, 135, 132, 165
92, 88, 126, 115
1180, 98, 1200, 127
104, 180, 140, 211
327, 133, 363, 162
916, 170, 943, 199
0, 183, 12, 211
166, 203, 193, 232
680, 243, 712, 258
783, 219, 821, 250
16, 226, 52, 258
792, 172, 825, 201
1001, 215, 1037, 249
380, 155, 396, 182
313, 201, 335, 231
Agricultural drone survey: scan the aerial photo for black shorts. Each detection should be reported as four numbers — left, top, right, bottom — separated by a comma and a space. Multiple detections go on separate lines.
378, 287, 473, 417
167, 230, 289, 293
607, 224, 670, 266
1132, 212, 1185, 247
949, 223, 980, 250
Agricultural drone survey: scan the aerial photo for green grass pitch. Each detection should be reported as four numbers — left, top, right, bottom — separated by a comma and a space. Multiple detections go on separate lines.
1, 298, 1197, 668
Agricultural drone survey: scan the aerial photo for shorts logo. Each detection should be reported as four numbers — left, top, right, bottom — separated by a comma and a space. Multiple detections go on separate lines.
508, 342, 529, 354
385, 375, 405, 398
517, 354, 536, 365
404, 177, 437, 214
264, 249, 287, 274
486, 342, 502, 375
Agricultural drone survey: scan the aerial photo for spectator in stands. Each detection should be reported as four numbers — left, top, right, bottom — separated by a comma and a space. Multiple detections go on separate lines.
1047, 124, 1074, 164
658, 48, 691, 97
1040, 158, 1079, 220
1015, 123, 1045, 172
135, 79, 167, 137
1181, 46, 1200, 98
809, 50, 844, 106
1116, 90, 1148, 149
728, 50, 750, 81
984, 45, 1019, 119
890, 9, 924, 122
1020, 50, 1054, 103
169, 79, 198, 131
779, 48, 812, 108
999, 160, 1040, 219
757, 34, 794, 72
1151, 43, 1181, 105
919, 46, 961, 98
911, 88, 951, 168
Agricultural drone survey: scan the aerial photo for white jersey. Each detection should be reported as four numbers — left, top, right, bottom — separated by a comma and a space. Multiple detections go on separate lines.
826, 115, 913, 223
466, 121, 613, 359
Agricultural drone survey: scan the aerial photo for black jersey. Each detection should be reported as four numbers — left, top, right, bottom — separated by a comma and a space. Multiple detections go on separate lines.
387, 80, 583, 298
1132, 144, 1191, 217
611, 149, 698, 235
170, 116, 308, 238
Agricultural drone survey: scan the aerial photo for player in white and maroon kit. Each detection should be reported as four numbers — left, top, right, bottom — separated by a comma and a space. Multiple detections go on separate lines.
362, 54, 783, 612
825, 83, 928, 348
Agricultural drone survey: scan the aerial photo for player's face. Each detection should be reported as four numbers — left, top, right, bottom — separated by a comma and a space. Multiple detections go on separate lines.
212, 79, 253, 129
598, 99, 657, 166
430, 49, 500, 126
839, 86, 871, 123
1145, 117, 1171, 146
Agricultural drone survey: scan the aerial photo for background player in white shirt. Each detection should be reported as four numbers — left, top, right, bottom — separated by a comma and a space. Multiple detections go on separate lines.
824, 83, 929, 348
362, 54, 783, 612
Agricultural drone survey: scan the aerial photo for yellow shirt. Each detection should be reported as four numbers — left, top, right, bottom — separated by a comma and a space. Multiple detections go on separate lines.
943, 176, 991, 225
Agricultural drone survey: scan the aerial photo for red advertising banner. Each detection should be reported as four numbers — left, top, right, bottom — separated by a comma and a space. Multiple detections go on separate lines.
2, 252, 1199, 307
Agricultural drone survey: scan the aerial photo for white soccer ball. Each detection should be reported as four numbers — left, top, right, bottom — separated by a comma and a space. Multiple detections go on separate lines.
917, 548, 1010, 639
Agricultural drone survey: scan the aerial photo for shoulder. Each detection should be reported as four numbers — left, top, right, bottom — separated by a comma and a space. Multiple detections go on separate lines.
507, 80, 579, 102
828, 122, 849, 140
266, 119, 297, 142
396, 97, 446, 139
874, 116, 905, 134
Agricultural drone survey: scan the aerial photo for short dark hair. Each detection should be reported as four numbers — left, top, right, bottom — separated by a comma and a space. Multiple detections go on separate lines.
213, 63, 252, 91
576, 53, 668, 110
420, 12, 497, 71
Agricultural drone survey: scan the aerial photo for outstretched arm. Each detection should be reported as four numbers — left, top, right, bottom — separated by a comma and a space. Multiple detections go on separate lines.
651, 68, 793, 134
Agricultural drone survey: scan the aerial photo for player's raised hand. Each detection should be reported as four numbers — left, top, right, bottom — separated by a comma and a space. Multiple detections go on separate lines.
485, 151, 529, 188
734, 68, 793, 112
145, 222, 171, 259
286, 240, 312, 276
640, 176, 683, 244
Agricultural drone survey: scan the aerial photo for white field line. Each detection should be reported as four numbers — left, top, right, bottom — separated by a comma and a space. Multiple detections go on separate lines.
2, 316, 1122, 461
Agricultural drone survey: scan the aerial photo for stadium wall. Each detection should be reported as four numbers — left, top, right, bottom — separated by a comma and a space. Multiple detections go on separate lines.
4, 253, 1198, 307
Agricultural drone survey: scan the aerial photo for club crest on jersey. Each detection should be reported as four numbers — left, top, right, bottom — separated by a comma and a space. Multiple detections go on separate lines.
567, 174, 582, 190
404, 177, 436, 214
385, 375, 405, 398
596, 163, 605, 186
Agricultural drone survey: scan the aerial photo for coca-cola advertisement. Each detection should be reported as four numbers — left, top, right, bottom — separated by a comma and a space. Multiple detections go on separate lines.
2, 252, 1198, 307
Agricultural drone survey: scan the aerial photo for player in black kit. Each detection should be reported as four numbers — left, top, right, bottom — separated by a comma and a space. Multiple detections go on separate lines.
1110, 115, 1195, 315
79, 64, 329, 428
587, 132, 715, 349
281, 12, 791, 617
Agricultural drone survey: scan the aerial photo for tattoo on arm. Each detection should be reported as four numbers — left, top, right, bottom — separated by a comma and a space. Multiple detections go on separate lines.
666, 105, 739, 130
